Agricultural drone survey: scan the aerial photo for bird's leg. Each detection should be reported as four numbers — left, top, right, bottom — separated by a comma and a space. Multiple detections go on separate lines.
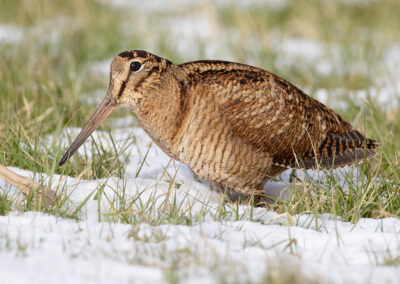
210, 182, 268, 207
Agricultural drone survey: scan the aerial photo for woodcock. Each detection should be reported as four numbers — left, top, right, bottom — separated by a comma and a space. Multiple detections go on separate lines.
59, 50, 378, 201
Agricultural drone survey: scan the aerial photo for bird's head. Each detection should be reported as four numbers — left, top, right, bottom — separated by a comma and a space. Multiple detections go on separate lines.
59, 50, 172, 166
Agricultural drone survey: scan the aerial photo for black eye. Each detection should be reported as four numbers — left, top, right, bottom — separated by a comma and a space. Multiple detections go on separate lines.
130, 61, 141, 72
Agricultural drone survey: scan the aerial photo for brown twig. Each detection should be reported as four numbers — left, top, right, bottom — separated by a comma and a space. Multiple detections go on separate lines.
0, 164, 56, 204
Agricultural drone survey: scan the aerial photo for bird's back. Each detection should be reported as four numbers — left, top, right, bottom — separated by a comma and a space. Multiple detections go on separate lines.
179, 60, 378, 169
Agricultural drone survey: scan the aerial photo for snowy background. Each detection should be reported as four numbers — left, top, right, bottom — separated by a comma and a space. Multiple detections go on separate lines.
1, 0, 400, 283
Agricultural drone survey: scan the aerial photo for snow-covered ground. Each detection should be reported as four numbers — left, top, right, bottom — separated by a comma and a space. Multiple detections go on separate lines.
1, 127, 400, 283
1, 0, 400, 283
2, 211, 400, 283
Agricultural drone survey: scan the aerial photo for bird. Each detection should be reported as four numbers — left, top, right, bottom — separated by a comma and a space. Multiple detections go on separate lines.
59, 50, 379, 203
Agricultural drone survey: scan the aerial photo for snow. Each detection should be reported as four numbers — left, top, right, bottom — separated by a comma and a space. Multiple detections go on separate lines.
89, 59, 112, 79
106, 0, 291, 12
309, 43, 399, 109
384, 44, 400, 82
1, 203, 400, 283
0, 18, 77, 47
314, 84, 400, 109
1, 126, 400, 283
2, 0, 400, 282
0, 213, 164, 284
270, 37, 340, 76
340, 0, 380, 5
0, 25, 23, 44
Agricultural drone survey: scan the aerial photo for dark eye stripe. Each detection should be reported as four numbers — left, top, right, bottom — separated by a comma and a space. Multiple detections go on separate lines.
117, 80, 127, 98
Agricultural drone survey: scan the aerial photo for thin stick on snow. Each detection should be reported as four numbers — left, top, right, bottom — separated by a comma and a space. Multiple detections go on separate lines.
0, 164, 56, 204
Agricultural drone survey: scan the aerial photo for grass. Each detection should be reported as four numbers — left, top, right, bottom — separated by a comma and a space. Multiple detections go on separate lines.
0, 0, 399, 219
0, 0, 399, 282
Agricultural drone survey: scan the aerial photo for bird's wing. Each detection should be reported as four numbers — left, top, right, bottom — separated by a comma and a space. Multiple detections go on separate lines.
184, 63, 377, 169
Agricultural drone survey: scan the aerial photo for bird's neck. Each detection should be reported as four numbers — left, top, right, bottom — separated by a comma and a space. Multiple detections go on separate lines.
129, 69, 189, 159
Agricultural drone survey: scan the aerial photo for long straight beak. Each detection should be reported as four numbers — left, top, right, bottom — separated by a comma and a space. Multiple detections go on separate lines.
59, 97, 117, 166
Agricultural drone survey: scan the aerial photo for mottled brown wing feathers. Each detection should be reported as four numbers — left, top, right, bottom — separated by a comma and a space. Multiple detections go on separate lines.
180, 60, 377, 169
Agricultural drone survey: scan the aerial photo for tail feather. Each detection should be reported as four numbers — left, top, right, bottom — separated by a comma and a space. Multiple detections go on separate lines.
318, 129, 377, 155
291, 148, 376, 169
275, 129, 379, 169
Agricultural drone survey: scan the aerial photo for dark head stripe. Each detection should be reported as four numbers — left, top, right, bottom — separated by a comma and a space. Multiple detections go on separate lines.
134, 50, 148, 58
118, 51, 134, 59
154, 55, 162, 63
119, 50, 172, 66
